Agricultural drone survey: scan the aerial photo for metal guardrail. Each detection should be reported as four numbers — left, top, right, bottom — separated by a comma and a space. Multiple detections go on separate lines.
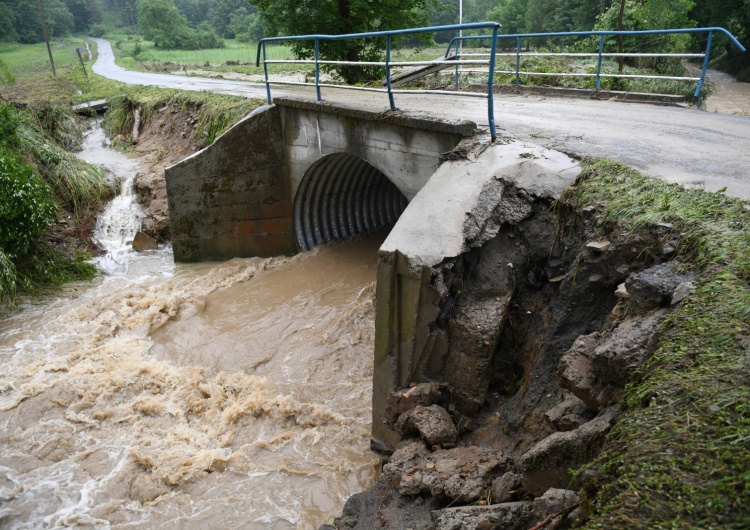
256, 22, 503, 139
256, 25, 746, 140
444, 27, 746, 106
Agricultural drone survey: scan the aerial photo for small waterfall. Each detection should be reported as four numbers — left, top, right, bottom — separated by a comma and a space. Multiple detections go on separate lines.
78, 124, 171, 276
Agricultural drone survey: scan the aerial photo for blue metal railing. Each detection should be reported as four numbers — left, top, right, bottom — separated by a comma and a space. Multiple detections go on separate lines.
444, 27, 746, 106
256, 22, 502, 139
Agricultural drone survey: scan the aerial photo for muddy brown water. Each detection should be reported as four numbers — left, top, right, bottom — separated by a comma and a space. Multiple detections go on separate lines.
0, 126, 381, 529
706, 68, 750, 115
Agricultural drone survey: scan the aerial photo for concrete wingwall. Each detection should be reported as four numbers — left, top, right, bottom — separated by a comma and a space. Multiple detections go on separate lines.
371, 140, 581, 449
165, 97, 475, 262
165, 104, 295, 262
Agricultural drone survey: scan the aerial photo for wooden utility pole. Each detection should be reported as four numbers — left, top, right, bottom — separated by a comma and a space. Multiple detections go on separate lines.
36, 0, 57, 77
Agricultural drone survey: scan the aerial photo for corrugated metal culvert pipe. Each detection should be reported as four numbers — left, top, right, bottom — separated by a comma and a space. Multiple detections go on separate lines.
293, 153, 408, 252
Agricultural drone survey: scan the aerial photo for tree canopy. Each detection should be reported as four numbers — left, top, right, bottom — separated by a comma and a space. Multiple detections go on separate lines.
248, 0, 437, 83
136, 0, 223, 49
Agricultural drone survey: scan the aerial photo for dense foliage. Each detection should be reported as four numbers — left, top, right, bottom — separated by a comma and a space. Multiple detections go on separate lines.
248, 0, 438, 83
0, 0, 100, 43
0, 99, 110, 303
136, 0, 223, 49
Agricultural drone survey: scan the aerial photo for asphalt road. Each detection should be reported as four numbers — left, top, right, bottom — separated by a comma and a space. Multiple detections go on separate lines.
92, 38, 750, 200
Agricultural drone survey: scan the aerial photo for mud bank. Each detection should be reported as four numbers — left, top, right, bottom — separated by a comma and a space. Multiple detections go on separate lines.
323, 166, 702, 529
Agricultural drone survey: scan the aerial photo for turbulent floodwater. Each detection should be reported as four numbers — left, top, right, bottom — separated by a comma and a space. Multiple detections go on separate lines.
0, 124, 380, 529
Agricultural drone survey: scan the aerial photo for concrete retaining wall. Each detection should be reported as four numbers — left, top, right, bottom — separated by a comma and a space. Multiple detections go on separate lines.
166, 105, 295, 261
165, 97, 476, 262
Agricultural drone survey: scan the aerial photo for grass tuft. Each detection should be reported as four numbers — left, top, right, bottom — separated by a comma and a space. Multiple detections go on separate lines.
563, 160, 750, 529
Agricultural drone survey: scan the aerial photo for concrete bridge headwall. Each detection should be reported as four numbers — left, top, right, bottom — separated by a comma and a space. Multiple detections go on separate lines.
165, 99, 581, 452
165, 97, 475, 261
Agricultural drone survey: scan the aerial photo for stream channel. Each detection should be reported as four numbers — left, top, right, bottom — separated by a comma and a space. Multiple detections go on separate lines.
0, 123, 381, 529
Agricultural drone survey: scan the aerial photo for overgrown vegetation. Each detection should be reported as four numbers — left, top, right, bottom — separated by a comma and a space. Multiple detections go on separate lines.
102, 86, 262, 145
560, 160, 750, 529
0, 100, 109, 304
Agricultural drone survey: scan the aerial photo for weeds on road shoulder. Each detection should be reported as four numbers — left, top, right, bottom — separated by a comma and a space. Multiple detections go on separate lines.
563, 160, 750, 529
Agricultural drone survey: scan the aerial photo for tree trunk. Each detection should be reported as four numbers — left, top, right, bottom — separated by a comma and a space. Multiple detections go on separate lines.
337, 0, 361, 84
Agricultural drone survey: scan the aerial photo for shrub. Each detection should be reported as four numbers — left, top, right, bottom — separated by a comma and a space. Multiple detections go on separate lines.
89, 23, 107, 38
0, 153, 58, 256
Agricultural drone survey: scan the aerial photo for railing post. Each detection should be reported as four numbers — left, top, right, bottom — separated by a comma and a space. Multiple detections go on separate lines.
314, 38, 322, 101
695, 30, 713, 107
455, 38, 460, 89
386, 35, 396, 110
262, 42, 272, 104
595, 35, 604, 91
515, 37, 521, 85
488, 26, 499, 141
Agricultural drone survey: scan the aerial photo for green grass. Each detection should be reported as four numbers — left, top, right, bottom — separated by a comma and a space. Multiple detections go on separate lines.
0, 37, 93, 79
103, 86, 263, 145
0, 38, 124, 106
561, 160, 750, 529
109, 32, 294, 74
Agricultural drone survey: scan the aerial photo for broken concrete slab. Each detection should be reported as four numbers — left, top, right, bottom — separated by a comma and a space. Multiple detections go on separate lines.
383, 442, 511, 503
373, 140, 581, 448
396, 405, 458, 446
433, 501, 534, 530
521, 406, 620, 496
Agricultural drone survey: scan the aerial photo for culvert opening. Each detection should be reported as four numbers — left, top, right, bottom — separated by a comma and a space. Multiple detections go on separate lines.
293, 153, 408, 252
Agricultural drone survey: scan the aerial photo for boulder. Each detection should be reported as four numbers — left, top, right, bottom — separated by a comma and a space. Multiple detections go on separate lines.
490, 472, 523, 503
625, 263, 693, 311
132, 231, 158, 252
383, 383, 442, 430
520, 406, 620, 496
559, 312, 667, 410
531, 488, 579, 523
433, 502, 534, 530
543, 396, 593, 432
384, 443, 511, 503
396, 405, 458, 446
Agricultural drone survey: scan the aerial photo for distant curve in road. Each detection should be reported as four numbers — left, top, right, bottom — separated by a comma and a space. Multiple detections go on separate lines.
91, 38, 750, 200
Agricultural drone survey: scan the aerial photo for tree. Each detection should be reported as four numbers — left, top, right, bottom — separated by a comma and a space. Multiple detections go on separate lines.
249, 0, 437, 83
63, 0, 101, 31
488, 0, 529, 35
136, 0, 222, 49
173, 0, 211, 27
137, 0, 189, 47
208, 0, 254, 37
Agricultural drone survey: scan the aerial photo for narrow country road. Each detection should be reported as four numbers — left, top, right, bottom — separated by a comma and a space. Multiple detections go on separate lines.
92, 38, 750, 200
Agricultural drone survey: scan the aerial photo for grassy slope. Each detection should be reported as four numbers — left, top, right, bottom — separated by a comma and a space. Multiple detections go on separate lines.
0, 39, 263, 304
563, 160, 750, 529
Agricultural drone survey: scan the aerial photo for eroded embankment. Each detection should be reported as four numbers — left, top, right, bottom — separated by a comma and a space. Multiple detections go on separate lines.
101, 93, 264, 242
325, 160, 750, 530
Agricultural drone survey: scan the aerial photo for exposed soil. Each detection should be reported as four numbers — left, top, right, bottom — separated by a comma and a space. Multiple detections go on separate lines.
125, 105, 208, 241
323, 190, 693, 529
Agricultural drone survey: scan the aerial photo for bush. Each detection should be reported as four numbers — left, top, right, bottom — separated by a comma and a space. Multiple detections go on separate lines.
0, 153, 57, 256
89, 23, 107, 38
